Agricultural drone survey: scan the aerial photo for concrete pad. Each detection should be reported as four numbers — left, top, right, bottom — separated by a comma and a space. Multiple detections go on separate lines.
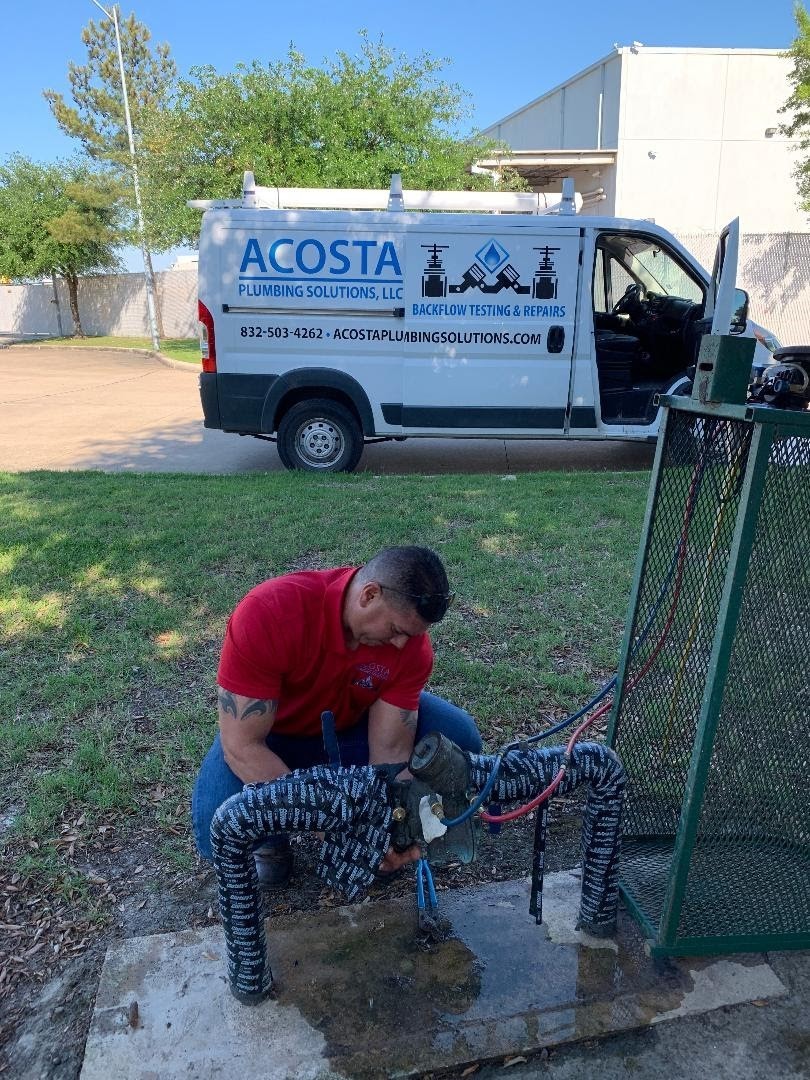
80, 873, 786, 1080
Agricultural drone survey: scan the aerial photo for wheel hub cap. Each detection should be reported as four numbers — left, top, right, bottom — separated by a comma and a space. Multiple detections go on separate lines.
296, 419, 342, 466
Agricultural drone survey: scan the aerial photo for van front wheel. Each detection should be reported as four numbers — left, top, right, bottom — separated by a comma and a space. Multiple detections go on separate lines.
276, 399, 364, 473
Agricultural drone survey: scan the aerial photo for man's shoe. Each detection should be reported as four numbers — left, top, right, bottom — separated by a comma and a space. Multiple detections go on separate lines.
254, 845, 293, 889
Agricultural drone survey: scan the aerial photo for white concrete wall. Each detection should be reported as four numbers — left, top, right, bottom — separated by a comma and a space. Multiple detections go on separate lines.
483, 53, 622, 150
0, 270, 198, 341
615, 49, 808, 233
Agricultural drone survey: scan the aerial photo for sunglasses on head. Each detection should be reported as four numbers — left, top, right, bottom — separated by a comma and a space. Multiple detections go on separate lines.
378, 583, 456, 622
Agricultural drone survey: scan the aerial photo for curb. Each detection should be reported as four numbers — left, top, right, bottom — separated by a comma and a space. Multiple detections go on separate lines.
153, 350, 200, 373
4, 342, 200, 373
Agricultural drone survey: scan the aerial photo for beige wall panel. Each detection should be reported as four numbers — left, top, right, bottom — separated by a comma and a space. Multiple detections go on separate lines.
716, 140, 808, 232
490, 93, 564, 149
616, 140, 722, 229
561, 68, 603, 148
623, 52, 726, 141
601, 56, 622, 148
722, 54, 793, 140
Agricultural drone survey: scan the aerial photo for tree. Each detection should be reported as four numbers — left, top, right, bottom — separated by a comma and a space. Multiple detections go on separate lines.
44, 9, 177, 332
0, 156, 126, 336
139, 33, 520, 249
44, 10, 176, 166
781, 3, 810, 211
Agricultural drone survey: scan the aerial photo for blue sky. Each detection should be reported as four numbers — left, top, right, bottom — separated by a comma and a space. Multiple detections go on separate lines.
0, 0, 798, 268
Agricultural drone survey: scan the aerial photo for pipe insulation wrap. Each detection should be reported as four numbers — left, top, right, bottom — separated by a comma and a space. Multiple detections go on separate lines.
468, 742, 626, 933
210, 765, 394, 1002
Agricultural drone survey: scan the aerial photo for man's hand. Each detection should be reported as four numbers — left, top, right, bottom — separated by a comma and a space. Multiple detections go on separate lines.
378, 844, 421, 875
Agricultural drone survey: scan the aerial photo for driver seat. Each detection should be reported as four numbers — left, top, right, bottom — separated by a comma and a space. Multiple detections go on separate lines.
594, 330, 644, 388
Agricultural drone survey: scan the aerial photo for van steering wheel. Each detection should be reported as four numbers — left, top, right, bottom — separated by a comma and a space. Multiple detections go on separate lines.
612, 282, 645, 315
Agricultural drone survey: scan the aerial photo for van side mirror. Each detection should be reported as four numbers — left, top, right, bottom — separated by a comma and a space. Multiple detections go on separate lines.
730, 288, 749, 335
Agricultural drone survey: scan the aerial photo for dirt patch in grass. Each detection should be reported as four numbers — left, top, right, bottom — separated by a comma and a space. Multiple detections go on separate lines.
0, 789, 587, 1079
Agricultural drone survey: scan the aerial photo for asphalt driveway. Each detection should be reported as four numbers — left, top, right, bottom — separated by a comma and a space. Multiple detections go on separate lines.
0, 347, 656, 474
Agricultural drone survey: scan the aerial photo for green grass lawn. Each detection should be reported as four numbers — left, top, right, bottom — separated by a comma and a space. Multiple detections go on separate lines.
0, 469, 647, 897
30, 335, 200, 364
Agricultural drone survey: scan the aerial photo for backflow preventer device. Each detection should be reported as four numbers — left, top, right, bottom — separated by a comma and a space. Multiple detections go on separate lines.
607, 334, 810, 957
210, 738, 626, 1004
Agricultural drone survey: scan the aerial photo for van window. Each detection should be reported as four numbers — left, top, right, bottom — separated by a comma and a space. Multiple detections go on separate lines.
596, 234, 703, 305
633, 248, 703, 303
593, 248, 637, 312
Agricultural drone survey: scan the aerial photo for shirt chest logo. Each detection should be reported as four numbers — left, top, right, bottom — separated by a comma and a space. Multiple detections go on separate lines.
351, 662, 391, 689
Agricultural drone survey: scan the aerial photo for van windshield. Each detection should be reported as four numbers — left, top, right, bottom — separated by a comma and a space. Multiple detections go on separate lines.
600, 235, 703, 303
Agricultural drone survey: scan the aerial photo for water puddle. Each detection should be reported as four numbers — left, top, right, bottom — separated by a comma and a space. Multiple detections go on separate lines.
268, 873, 690, 1077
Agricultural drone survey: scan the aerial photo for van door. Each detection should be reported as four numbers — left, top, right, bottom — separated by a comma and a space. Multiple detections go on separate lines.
590, 229, 707, 432
705, 218, 740, 335
397, 225, 581, 434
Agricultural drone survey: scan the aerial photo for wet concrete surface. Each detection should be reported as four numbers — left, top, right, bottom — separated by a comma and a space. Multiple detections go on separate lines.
79, 873, 788, 1080
1, 348, 655, 474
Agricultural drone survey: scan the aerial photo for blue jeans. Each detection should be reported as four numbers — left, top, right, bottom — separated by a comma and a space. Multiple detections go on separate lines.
191, 691, 482, 860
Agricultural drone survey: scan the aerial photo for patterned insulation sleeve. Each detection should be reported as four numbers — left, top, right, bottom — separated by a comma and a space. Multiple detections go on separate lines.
209, 765, 394, 1003
467, 742, 627, 934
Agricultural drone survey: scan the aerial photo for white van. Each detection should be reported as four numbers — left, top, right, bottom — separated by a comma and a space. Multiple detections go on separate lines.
192, 175, 776, 472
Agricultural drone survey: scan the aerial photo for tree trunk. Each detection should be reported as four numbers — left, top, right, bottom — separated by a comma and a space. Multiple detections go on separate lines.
143, 249, 165, 339
50, 272, 64, 337
65, 273, 84, 337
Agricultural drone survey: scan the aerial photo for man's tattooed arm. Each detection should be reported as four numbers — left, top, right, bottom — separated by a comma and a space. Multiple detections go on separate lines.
217, 688, 277, 723
398, 708, 418, 733
216, 686, 286, 783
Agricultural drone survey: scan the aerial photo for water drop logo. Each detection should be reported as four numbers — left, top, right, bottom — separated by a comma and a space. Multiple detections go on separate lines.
475, 239, 509, 274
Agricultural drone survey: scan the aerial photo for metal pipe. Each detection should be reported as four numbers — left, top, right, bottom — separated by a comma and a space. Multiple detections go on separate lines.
88, 0, 160, 351
211, 742, 626, 1003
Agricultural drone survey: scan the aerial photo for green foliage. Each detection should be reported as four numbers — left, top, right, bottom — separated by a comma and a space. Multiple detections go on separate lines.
0, 155, 125, 282
43, 10, 176, 169
781, 3, 810, 211
139, 32, 521, 248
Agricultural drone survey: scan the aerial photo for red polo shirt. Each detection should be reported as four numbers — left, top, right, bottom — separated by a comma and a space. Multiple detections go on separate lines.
217, 567, 433, 737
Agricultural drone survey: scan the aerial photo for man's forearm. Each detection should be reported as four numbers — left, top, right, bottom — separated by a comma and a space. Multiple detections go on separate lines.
223, 742, 290, 785
368, 706, 418, 773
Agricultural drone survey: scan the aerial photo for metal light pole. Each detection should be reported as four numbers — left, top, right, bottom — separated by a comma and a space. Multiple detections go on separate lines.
89, 0, 160, 352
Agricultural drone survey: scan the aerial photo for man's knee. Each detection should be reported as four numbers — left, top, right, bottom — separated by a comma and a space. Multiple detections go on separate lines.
417, 691, 482, 753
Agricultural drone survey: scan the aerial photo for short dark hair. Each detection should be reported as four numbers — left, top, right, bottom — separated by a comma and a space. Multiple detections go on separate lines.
358, 546, 452, 623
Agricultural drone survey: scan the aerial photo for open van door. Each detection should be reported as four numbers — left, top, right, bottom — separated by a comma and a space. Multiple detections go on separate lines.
705, 218, 748, 335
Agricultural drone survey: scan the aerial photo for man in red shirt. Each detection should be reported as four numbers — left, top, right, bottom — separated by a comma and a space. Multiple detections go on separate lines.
192, 546, 482, 886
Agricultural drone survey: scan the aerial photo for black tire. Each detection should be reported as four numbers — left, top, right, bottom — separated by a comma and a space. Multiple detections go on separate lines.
276, 398, 364, 473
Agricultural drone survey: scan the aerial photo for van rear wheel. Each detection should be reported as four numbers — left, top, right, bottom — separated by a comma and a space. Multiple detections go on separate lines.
276, 399, 364, 473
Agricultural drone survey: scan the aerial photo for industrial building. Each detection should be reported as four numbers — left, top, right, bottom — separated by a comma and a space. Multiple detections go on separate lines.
480, 46, 803, 233
478, 45, 809, 345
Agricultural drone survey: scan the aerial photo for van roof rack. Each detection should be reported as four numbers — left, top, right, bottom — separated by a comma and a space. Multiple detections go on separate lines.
189, 172, 581, 215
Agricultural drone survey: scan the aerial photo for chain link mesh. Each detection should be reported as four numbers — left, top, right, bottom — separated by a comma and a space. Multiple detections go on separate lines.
612, 405, 810, 948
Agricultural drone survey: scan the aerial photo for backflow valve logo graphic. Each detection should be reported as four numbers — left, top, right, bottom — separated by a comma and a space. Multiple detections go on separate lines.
421, 239, 560, 300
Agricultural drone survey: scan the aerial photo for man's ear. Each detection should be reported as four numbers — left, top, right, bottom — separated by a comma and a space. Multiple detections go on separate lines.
358, 581, 381, 608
